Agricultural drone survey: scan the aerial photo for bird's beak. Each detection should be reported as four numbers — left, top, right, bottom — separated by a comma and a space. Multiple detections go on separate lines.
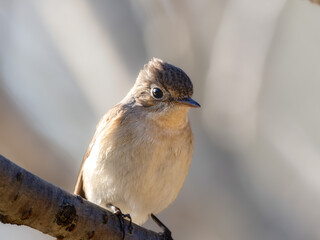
176, 97, 201, 108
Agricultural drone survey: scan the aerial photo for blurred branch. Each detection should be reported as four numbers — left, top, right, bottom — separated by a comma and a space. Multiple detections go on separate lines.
310, 0, 320, 5
0, 155, 163, 240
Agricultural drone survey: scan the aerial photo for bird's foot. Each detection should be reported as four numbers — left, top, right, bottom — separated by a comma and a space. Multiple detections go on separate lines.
151, 213, 173, 240
110, 206, 133, 239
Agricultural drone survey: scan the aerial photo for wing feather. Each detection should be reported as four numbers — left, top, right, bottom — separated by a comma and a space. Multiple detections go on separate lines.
73, 104, 123, 198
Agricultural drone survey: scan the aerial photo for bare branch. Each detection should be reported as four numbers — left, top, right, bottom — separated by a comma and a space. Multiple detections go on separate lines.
0, 155, 164, 240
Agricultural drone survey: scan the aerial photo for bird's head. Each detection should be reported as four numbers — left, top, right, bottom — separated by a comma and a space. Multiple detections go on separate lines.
126, 58, 200, 128
131, 58, 200, 110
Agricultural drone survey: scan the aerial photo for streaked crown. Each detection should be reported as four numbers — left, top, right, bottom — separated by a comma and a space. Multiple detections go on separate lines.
136, 58, 193, 99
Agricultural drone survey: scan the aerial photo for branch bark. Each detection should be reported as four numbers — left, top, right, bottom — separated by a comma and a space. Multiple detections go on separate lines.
0, 154, 164, 240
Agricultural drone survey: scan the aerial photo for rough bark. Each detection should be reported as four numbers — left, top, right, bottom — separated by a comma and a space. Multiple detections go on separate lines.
0, 155, 164, 240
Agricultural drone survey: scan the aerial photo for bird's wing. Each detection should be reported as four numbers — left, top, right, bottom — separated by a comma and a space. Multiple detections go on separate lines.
73, 104, 123, 198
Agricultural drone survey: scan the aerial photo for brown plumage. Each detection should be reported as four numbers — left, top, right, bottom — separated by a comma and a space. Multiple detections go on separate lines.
74, 58, 200, 225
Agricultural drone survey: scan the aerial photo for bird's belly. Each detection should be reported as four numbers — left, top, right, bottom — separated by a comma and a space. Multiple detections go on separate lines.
83, 129, 192, 224
117, 145, 190, 221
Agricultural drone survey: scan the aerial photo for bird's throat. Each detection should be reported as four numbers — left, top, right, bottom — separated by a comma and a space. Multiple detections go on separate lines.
147, 106, 189, 130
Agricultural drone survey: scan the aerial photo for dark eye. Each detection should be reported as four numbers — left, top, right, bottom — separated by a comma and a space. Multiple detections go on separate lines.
151, 88, 164, 99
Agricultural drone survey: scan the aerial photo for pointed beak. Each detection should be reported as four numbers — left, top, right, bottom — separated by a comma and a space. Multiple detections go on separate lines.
176, 97, 201, 108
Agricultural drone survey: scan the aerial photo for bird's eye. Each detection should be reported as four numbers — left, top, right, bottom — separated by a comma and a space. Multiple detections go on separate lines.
151, 88, 164, 99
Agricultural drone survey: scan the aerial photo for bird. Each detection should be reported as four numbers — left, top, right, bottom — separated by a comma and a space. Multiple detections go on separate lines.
74, 57, 200, 231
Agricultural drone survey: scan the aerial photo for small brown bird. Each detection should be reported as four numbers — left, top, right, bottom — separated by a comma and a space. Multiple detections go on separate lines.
74, 58, 200, 228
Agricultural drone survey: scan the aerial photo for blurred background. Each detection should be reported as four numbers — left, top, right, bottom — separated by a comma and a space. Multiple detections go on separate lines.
1, 0, 320, 239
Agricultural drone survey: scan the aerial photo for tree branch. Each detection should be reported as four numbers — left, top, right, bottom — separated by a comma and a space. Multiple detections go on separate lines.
0, 154, 164, 240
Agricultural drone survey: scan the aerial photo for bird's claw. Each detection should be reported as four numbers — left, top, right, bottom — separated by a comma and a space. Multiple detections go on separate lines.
111, 206, 133, 239
151, 213, 173, 240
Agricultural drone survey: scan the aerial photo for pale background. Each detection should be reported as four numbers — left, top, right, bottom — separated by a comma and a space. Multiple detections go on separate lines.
1, 0, 320, 239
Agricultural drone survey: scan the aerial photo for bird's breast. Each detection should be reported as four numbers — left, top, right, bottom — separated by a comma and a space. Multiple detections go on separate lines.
83, 113, 194, 224
114, 119, 193, 212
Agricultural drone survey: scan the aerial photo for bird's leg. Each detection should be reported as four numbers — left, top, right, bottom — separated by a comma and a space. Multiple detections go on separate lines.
151, 213, 173, 240
110, 205, 133, 239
